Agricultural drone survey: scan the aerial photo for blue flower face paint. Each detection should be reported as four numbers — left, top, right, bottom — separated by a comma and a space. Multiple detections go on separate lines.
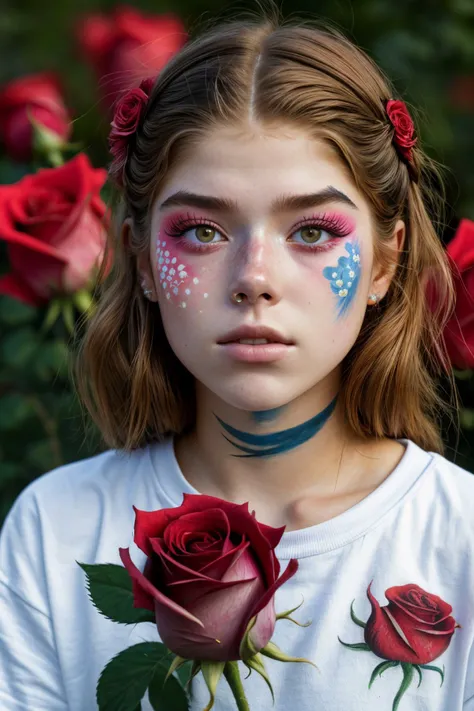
323, 240, 361, 318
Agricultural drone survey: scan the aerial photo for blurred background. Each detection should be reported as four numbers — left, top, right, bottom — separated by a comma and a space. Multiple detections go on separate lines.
0, 0, 473, 526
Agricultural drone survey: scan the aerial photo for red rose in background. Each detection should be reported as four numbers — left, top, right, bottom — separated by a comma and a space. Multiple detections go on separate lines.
119, 493, 298, 662
364, 582, 458, 665
0, 153, 108, 306
77, 6, 187, 111
444, 219, 474, 369
0, 73, 71, 163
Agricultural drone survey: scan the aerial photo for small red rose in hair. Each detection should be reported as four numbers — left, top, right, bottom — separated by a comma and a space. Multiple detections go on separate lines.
108, 77, 154, 184
386, 99, 417, 162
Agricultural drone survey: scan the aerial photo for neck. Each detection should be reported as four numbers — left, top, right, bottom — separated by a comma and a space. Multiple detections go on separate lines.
174, 373, 405, 529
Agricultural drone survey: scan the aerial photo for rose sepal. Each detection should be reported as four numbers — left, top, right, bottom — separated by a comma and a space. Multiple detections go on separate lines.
242, 653, 275, 703
201, 661, 226, 711
29, 114, 78, 167
275, 597, 311, 628
260, 640, 318, 670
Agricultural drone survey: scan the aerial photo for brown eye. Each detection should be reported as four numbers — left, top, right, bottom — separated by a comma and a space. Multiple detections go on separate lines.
195, 226, 216, 243
300, 227, 323, 243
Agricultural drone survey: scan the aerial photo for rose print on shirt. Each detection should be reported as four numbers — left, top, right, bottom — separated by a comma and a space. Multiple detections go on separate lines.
338, 582, 460, 711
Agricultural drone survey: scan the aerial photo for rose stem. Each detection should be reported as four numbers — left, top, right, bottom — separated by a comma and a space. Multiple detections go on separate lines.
223, 661, 251, 711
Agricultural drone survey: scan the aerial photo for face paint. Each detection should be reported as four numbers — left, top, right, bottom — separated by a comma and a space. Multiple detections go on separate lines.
216, 396, 337, 458
251, 406, 286, 424
322, 240, 361, 318
155, 238, 202, 308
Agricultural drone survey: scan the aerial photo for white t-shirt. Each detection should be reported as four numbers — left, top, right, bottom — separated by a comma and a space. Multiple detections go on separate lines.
1, 437, 474, 711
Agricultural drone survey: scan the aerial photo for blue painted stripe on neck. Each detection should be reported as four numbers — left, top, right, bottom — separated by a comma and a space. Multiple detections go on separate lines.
215, 396, 337, 458
251, 407, 285, 423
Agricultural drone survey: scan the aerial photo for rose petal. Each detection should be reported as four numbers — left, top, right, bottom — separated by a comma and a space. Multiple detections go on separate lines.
118, 547, 203, 626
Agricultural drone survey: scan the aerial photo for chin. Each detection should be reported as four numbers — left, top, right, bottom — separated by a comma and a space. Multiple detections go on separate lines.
211, 379, 295, 414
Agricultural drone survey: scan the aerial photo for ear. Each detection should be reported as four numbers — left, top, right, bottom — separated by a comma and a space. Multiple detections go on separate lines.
123, 218, 158, 302
369, 219, 405, 301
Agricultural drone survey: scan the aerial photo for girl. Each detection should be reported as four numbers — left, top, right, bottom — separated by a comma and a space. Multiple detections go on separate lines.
1, 8, 473, 711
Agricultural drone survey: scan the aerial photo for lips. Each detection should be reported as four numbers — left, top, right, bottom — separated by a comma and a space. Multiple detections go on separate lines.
217, 325, 294, 345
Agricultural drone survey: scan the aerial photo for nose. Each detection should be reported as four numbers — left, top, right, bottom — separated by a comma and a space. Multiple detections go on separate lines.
228, 234, 282, 307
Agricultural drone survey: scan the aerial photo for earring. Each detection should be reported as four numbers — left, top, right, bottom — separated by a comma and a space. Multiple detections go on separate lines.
232, 292, 244, 303
367, 293, 379, 306
140, 279, 153, 300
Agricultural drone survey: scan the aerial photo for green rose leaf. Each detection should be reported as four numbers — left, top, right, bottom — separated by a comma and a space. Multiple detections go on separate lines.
77, 562, 156, 624
148, 659, 190, 711
96, 642, 170, 711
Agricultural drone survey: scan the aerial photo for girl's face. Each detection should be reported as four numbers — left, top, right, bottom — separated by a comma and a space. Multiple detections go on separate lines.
146, 124, 397, 412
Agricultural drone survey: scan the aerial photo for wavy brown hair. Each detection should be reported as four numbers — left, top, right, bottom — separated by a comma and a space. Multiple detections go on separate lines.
75, 7, 456, 453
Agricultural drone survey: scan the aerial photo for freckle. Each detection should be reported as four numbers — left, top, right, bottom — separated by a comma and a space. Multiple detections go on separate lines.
193, 277, 199, 284
171, 257, 177, 264
185, 289, 191, 295
204, 293, 208, 298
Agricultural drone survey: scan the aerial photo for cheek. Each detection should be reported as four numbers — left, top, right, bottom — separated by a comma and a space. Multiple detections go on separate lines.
154, 238, 213, 309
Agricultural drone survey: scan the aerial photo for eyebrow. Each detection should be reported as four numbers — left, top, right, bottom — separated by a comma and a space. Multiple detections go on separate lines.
158, 186, 358, 213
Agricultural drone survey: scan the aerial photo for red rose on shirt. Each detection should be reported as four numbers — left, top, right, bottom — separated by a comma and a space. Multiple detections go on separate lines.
0, 72, 71, 163
77, 6, 187, 111
119, 493, 298, 661
0, 153, 108, 305
364, 582, 458, 665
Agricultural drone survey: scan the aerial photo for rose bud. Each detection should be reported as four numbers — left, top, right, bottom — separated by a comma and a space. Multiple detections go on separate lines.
77, 6, 187, 112
119, 494, 298, 662
0, 73, 71, 163
443, 219, 474, 369
0, 153, 108, 306
364, 582, 459, 665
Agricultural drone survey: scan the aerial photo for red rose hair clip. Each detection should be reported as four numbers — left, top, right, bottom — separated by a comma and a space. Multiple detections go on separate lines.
108, 77, 154, 185
385, 99, 418, 179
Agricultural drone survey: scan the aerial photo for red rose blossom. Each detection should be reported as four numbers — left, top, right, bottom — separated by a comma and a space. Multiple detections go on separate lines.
77, 6, 187, 112
364, 582, 458, 665
0, 72, 71, 163
0, 154, 108, 305
443, 219, 474, 369
386, 99, 417, 162
108, 77, 154, 184
119, 493, 298, 662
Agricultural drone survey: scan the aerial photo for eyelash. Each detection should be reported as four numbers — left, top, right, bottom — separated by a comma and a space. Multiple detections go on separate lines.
163, 212, 353, 253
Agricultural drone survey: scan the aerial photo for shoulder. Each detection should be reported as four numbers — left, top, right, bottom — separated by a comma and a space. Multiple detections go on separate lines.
1, 445, 155, 541
407, 440, 474, 539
